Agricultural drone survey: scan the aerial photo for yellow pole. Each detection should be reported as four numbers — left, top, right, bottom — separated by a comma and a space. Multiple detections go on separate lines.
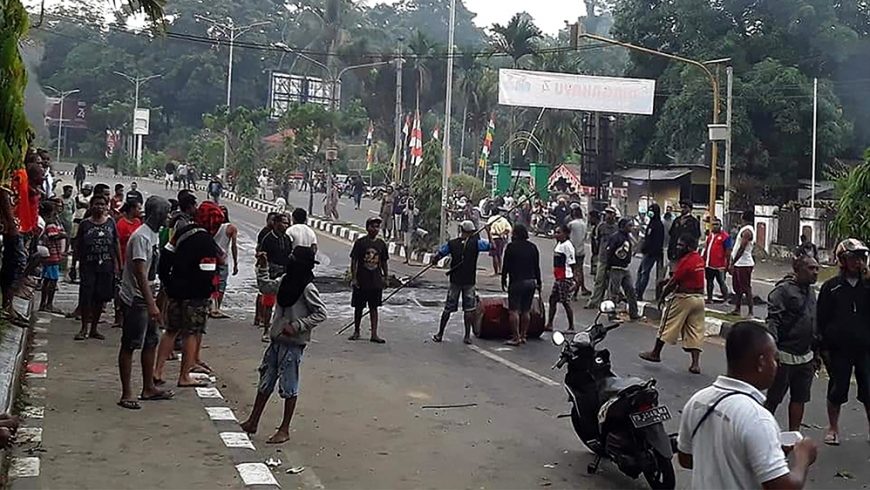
579, 33, 721, 219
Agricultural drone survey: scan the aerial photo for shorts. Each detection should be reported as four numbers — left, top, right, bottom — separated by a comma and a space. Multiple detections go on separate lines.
732, 266, 753, 296
257, 342, 305, 399
165, 173, 174, 182
217, 264, 229, 293
549, 278, 574, 304
166, 298, 210, 335
767, 361, 814, 406
445, 283, 477, 313
261, 294, 277, 308
825, 348, 870, 405
508, 279, 536, 313
657, 293, 705, 351
120, 299, 159, 351
79, 266, 115, 306
490, 237, 507, 258
352, 287, 383, 309
42, 264, 60, 281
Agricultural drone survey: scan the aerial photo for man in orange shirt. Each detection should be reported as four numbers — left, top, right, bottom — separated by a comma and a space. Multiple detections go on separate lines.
640, 233, 707, 374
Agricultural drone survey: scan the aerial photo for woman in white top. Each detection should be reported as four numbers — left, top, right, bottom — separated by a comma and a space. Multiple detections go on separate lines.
210, 206, 238, 318
729, 210, 755, 317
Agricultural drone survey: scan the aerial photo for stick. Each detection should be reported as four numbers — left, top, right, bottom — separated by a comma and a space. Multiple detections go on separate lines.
420, 403, 478, 410
335, 191, 540, 336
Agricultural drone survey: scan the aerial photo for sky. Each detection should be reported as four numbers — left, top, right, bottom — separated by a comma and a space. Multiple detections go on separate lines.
463, 0, 585, 35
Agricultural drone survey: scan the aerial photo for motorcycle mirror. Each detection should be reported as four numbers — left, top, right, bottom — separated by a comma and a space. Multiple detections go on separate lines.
599, 300, 616, 314
551, 331, 565, 346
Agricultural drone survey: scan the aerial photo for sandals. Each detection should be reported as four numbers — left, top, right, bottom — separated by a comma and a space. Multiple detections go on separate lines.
824, 432, 840, 446
139, 390, 175, 401
89, 332, 106, 341
348, 333, 361, 341
370, 337, 386, 344
431, 334, 443, 343
74, 333, 88, 341
117, 400, 141, 410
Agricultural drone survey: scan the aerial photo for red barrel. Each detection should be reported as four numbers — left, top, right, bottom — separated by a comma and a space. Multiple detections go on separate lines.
472, 294, 547, 339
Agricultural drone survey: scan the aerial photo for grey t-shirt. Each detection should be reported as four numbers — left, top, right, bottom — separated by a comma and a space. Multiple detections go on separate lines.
119, 224, 160, 305
567, 218, 587, 256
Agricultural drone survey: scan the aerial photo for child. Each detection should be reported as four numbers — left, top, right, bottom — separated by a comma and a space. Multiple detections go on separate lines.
239, 246, 326, 444
39, 199, 66, 313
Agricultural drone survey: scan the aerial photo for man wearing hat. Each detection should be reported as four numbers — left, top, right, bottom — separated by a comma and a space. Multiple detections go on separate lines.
349, 217, 389, 343
431, 220, 491, 344
486, 208, 512, 276
586, 206, 618, 309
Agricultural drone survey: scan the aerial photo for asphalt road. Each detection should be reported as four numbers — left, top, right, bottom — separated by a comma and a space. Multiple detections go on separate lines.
12, 168, 868, 489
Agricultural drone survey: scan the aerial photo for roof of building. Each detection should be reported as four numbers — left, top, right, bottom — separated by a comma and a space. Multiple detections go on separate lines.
614, 168, 692, 181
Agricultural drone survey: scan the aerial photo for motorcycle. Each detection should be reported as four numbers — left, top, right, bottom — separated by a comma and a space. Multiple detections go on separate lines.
531, 212, 556, 237
551, 301, 676, 489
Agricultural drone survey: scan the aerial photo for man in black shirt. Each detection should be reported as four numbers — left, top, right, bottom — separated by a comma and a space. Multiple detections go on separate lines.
258, 213, 292, 342
349, 217, 389, 343
501, 223, 541, 346
254, 212, 279, 329
431, 220, 492, 345
635, 203, 665, 300
817, 238, 870, 446
125, 181, 144, 206
668, 200, 701, 264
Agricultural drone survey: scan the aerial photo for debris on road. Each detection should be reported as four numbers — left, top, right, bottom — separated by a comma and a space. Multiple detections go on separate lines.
421, 403, 478, 410
835, 470, 854, 480
286, 466, 305, 475
265, 457, 282, 468
543, 463, 557, 469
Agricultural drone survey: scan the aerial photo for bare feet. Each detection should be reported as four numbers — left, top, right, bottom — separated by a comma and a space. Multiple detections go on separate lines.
431, 334, 442, 343
370, 336, 386, 344
689, 365, 701, 374
504, 339, 521, 346
239, 419, 257, 434
266, 429, 290, 444
639, 351, 662, 363
463, 337, 472, 345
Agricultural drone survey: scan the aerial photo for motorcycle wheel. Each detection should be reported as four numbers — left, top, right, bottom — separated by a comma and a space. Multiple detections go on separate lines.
643, 452, 675, 490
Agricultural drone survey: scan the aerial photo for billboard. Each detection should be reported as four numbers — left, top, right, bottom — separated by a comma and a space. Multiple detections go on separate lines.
269, 72, 339, 119
498, 69, 656, 115
133, 108, 150, 135
44, 97, 88, 129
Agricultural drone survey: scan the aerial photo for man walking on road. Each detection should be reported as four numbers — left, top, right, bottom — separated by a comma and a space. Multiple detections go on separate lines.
546, 224, 576, 332
730, 211, 756, 317
817, 238, 870, 446
677, 321, 818, 489
240, 246, 327, 444
667, 200, 701, 268
635, 203, 664, 301
259, 213, 293, 342
640, 233, 706, 373
703, 218, 731, 303
74, 162, 86, 191
764, 254, 819, 432
164, 161, 176, 190
431, 220, 492, 345
210, 206, 238, 319
349, 217, 389, 343
501, 223, 540, 346
567, 207, 590, 298
487, 209, 512, 276
117, 196, 173, 410
380, 186, 395, 240
606, 218, 640, 320
586, 207, 617, 309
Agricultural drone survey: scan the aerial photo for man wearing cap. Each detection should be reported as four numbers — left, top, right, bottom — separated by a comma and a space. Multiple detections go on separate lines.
487, 208, 512, 276
817, 238, 870, 446
349, 217, 389, 343
586, 206, 618, 309
431, 220, 492, 344
668, 200, 701, 268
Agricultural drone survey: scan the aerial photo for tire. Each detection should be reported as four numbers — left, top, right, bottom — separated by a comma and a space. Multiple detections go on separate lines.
643, 451, 676, 490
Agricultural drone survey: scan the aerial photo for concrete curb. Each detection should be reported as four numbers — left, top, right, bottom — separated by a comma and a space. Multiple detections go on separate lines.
639, 301, 754, 339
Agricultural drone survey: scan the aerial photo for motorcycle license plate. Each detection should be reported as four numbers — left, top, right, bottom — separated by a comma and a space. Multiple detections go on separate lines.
629, 406, 672, 429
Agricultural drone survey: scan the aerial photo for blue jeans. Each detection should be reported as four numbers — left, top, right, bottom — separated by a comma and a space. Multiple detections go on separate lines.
635, 253, 663, 300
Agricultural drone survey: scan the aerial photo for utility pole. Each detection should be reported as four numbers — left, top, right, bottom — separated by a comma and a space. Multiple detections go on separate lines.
440, 0, 457, 242
114, 71, 161, 174
724, 66, 733, 228
393, 39, 404, 184
196, 15, 270, 179
44, 86, 80, 163
811, 77, 818, 210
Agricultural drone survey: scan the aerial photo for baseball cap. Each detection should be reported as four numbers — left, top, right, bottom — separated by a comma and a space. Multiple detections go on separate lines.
604, 206, 617, 214
366, 216, 383, 226
460, 220, 476, 233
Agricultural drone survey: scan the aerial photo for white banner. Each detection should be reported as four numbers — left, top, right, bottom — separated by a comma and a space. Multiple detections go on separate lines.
498, 69, 656, 115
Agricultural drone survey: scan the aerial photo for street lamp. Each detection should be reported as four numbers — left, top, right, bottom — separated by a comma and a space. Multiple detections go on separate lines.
113, 71, 162, 174
196, 15, 270, 179
577, 32, 722, 219
44, 86, 80, 163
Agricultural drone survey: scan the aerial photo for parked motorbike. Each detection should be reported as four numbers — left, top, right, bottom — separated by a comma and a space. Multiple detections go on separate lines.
551, 301, 676, 489
531, 213, 556, 237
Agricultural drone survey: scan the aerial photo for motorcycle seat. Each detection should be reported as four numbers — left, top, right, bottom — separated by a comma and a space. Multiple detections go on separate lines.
600, 376, 646, 401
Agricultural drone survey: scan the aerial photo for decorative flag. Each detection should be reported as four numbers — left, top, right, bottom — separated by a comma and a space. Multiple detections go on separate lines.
478, 115, 494, 168
410, 110, 423, 167
365, 122, 375, 170
432, 123, 440, 141
400, 114, 411, 170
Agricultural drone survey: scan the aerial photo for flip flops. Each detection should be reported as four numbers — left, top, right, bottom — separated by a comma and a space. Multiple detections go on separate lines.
824, 432, 840, 446
139, 390, 175, 401
117, 400, 141, 410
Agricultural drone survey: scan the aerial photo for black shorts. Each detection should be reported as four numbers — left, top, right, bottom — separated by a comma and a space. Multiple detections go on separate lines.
79, 266, 115, 307
120, 299, 159, 351
352, 287, 383, 309
826, 348, 870, 405
766, 361, 814, 406
508, 279, 537, 313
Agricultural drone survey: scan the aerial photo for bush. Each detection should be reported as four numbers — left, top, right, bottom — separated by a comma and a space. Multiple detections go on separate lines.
449, 174, 487, 203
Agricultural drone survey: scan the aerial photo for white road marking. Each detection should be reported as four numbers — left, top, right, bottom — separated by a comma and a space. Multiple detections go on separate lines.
9, 457, 40, 478
25, 371, 46, 379
467, 344, 560, 387
235, 462, 279, 486
206, 406, 238, 421
16, 427, 42, 443
219, 432, 255, 450
22, 406, 44, 419
195, 387, 223, 399
30, 352, 47, 362
32, 339, 47, 348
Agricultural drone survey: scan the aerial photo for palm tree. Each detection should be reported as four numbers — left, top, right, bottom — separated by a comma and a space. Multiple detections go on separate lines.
489, 13, 543, 69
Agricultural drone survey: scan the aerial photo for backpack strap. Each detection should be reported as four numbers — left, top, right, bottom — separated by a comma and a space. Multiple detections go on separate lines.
690, 391, 756, 439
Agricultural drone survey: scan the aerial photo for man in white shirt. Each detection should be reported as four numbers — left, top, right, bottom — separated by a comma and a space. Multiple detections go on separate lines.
730, 210, 756, 317
677, 321, 817, 489
287, 208, 318, 256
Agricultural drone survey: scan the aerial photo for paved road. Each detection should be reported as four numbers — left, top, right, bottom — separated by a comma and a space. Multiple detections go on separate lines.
10, 169, 867, 489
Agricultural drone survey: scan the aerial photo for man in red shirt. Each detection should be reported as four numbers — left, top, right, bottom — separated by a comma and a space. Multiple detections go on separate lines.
702, 218, 731, 303
640, 233, 707, 374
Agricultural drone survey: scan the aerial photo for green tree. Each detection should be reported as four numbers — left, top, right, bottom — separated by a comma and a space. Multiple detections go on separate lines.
489, 13, 542, 69
411, 139, 442, 240
831, 150, 870, 242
